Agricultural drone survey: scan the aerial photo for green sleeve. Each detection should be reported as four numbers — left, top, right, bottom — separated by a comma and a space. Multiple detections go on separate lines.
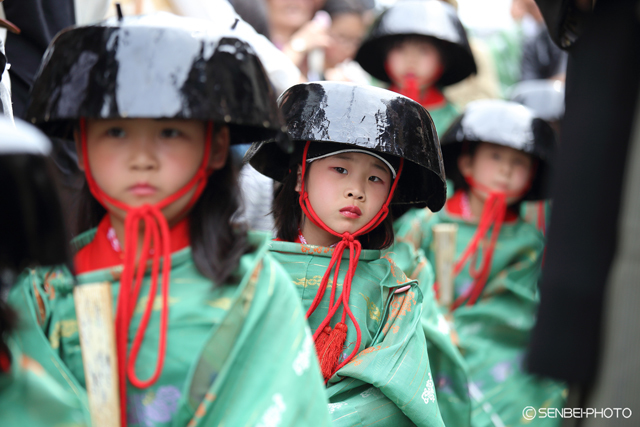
0, 338, 88, 427
174, 253, 332, 427
384, 241, 472, 427
7, 267, 91, 422
327, 276, 445, 427
452, 226, 566, 426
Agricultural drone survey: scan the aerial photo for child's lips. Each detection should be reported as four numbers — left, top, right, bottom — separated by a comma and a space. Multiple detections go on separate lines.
340, 205, 362, 218
129, 183, 158, 196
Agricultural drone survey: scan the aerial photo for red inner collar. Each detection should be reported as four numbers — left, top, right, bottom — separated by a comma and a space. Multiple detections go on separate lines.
446, 190, 519, 223
74, 215, 191, 275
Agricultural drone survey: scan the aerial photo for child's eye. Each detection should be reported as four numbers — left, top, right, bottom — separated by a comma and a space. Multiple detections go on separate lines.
513, 158, 525, 166
333, 167, 348, 174
491, 152, 501, 160
160, 128, 182, 138
369, 176, 382, 183
106, 127, 126, 138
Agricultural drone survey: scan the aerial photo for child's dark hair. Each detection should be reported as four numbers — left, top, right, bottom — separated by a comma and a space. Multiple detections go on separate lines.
272, 152, 395, 250
76, 124, 249, 286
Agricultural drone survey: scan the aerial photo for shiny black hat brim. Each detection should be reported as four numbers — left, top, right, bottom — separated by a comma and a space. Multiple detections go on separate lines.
440, 100, 556, 200
245, 82, 447, 211
354, 0, 476, 86
26, 14, 288, 148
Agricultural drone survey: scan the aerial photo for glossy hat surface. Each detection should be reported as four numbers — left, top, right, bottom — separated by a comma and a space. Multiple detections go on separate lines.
355, 0, 476, 86
27, 13, 287, 147
246, 81, 447, 210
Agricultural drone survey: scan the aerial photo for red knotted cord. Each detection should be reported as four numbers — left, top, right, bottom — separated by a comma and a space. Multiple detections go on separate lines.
450, 176, 531, 311
79, 118, 213, 427
298, 141, 403, 381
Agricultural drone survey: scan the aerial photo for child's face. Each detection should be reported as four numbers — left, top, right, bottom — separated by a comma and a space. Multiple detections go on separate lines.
458, 142, 534, 204
268, 0, 315, 33
297, 152, 392, 236
77, 118, 229, 223
325, 13, 366, 69
386, 38, 442, 88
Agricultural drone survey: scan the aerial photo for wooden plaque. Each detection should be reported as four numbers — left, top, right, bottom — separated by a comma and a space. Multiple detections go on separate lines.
432, 224, 458, 308
74, 282, 121, 427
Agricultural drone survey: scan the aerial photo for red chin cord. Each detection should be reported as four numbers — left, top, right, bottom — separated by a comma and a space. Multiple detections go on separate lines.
450, 176, 531, 311
79, 118, 213, 427
298, 141, 403, 382
384, 62, 445, 107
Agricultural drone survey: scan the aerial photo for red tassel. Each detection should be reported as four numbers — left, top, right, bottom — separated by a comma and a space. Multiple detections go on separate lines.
319, 322, 347, 381
314, 326, 332, 354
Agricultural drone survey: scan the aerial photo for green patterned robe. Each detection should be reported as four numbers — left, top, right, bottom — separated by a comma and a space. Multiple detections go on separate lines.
0, 337, 87, 427
384, 241, 472, 427
9, 230, 331, 427
394, 207, 566, 427
269, 240, 445, 427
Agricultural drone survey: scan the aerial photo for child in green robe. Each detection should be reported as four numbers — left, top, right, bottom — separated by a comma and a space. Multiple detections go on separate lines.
246, 81, 450, 426
354, 0, 477, 134
9, 13, 331, 427
395, 99, 566, 426
0, 117, 87, 427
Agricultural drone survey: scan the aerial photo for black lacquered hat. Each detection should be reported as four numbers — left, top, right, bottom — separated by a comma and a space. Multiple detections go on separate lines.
0, 118, 69, 273
26, 12, 288, 148
354, 0, 476, 87
245, 81, 447, 211
440, 99, 556, 200
509, 79, 565, 122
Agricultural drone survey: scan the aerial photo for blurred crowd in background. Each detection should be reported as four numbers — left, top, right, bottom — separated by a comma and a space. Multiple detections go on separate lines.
0, 0, 566, 116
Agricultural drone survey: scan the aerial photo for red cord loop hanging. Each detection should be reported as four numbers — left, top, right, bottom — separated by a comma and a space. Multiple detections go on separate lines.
79, 118, 213, 427
297, 141, 403, 382
450, 175, 531, 311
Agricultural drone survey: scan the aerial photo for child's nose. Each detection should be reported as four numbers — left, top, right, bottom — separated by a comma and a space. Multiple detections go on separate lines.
130, 137, 158, 170
346, 184, 365, 201
500, 160, 514, 176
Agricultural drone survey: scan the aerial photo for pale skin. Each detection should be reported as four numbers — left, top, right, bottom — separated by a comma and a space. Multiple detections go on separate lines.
324, 13, 366, 70
74, 119, 229, 253
458, 142, 534, 220
386, 38, 443, 102
295, 152, 392, 247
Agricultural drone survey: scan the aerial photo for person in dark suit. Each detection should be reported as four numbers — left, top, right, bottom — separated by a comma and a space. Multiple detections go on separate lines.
528, 1, 640, 422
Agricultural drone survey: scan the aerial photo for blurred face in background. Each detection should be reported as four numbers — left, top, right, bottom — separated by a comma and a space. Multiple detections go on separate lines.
458, 142, 534, 205
386, 37, 443, 89
268, 0, 315, 35
325, 13, 366, 69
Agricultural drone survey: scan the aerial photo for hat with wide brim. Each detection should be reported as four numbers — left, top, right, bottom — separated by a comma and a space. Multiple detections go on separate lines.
0, 117, 69, 272
354, 0, 476, 86
26, 12, 289, 149
245, 81, 447, 211
440, 99, 556, 200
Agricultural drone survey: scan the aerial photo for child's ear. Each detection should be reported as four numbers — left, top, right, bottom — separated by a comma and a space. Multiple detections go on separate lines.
294, 164, 303, 192
208, 125, 230, 171
457, 154, 472, 178
73, 127, 86, 172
